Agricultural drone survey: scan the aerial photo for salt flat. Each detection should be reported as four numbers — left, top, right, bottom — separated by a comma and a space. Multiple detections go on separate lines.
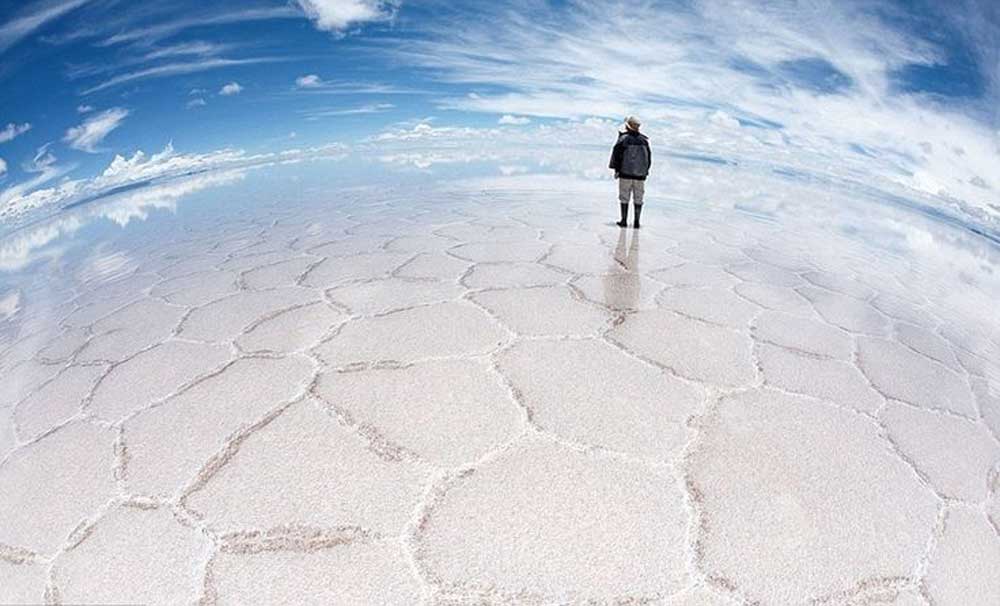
1, 172, 999, 605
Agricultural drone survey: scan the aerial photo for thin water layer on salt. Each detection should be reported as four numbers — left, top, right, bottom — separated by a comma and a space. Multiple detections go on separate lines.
1, 164, 999, 605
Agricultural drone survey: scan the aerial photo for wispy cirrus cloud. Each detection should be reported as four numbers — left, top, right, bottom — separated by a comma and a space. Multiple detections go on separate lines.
302, 102, 394, 119
81, 57, 281, 95
292, 73, 429, 95
97, 6, 299, 47
0, 123, 32, 144
0, 0, 88, 54
63, 107, 130, 152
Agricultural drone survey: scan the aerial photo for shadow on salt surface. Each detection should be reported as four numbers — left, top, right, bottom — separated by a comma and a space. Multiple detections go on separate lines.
0, 161, 999, 605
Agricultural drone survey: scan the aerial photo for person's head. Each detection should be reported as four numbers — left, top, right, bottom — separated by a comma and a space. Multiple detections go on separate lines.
625, 116, 641, 132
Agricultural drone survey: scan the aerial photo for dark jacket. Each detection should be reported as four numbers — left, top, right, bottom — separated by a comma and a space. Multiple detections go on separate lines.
609, 130, 652, 180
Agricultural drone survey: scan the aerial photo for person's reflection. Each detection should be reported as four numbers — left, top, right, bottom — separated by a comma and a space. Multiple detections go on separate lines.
603, 228, 641, 310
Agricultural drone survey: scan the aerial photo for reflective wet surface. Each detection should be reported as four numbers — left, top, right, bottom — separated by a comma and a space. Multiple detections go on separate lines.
1, 158, 999, 604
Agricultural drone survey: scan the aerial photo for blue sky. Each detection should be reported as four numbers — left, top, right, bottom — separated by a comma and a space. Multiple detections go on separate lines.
0, 0, 997, 225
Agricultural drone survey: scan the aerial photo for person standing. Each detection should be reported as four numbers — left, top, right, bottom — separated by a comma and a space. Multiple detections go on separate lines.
608, 116, 652, 228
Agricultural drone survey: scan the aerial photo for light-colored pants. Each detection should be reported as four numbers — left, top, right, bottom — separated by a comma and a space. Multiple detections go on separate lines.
618, 178, 645, 206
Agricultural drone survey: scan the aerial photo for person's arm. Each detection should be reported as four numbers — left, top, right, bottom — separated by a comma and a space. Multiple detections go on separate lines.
646, 140, 652, 170
609, 139, 623, 174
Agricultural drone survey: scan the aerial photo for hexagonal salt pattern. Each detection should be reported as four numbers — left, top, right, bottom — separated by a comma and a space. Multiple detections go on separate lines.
2, 181, 998, 605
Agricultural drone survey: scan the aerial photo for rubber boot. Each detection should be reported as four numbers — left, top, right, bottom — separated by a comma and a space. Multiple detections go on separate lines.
616, 203, 628, 228
633, 204, 643, 229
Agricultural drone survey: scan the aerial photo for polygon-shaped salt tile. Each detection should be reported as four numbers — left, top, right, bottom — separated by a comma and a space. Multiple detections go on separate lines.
186, 400, 428, 535
754, 310, 853, 359
241, 257, 317, 290
14, 364, 106, 440
870, 293, 937, 327
543, 244, 615, 275
956, 349, 1000, 383
314, 302, 506, 366
316, 359, 522, 467
856, 337, 975, 417
385, 234, 455, 253
51, 505, 209, 606
882, 402, 999, 501
725, 261, 801, 287
471, 286, 609, 337
0, 406, 17, 458
448, 241, 549, 263
210, 540, 423, 605
125, 356, 315, 496
462, 262, 566, 289
925, 507, 1000, 606
894, 323, 960, 371
326, 278, 464, 315
798, 287, 889, 335
733, 282, 813, 315
90, 340, 232, 421
394, 253, 471, 280
572, 272, 662, 311
179, 288, 318, 342
689, 389, 938, 603
0, 360, 59, 408
498, 339, 701, 458
155, 254, 229, 279
61, 297, 135, 328
742, 246, 813, 272
300, 253, 412, 288
309, 236, 389, 257
802, 270, 874, 300
649, 263, 738, 289
0, 560, 47, 604
0, 422, 117, 554
657, 286, 759, 328
758, 343, 882, 414
81, 272, 159, 301
417, 435, 690, 602
609, 310, 754, 387
348, 220, 417, 239
236, 302, 345, 353
91, 296, 185, 331
938, 322, 1000, 362
218, 250, 298, 273
972, 378, 1000, 441
36, 327, 89, 362
151, 270, 239, 305
674, 241, 748, 266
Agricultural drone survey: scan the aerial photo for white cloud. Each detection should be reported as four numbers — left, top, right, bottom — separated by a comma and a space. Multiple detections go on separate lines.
498, 114, 531, 125
63, 107, 130, 153
0, 0, 88, 54
295, 0, 398, 32
0, 122, 31, 143
76, 104, 94, 113
296, 74, 323, 88
219, 81, 243, 96
0, 158, 6, 177
187, 98, 207, 109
